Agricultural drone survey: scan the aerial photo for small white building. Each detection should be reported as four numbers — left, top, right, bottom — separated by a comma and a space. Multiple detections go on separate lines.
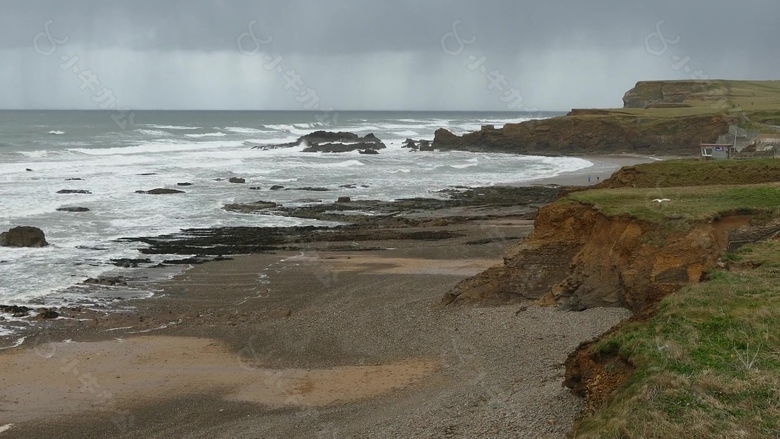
700, 143, 733, 160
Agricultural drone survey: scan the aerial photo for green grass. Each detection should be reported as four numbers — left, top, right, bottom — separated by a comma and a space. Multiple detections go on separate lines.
586, 80, 780, 132
565, 184, 780, 224
601, 159, 780, 189
571, 241, 780, 438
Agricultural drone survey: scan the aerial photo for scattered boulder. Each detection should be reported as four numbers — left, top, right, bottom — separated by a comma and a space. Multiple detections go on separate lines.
0, 305, 31, 317
270, 185, 285, 191
138, 173, 157, 176
419, 140, 434, 151
177, 182, 193, 186
56, 207, 90, 213
0, 226, 48, 247
26, 168, 33, 172
223, 201, 278, 213
136, 188, 185, 195
340, 184, 357, 189
267, 308, 293, 318
303, 141, 385, 153
83, 276, 128, 287
57, 189, 91, 194
65, 178, 83, 181
229, 177, 246, 184
402, 138, 433, 151
337, 197, 351, 203
38, 309, 59, 319
249, 186, 263, 190
358, 149, 380, 155
111, 258, 152, 268
289, 187, 331, 192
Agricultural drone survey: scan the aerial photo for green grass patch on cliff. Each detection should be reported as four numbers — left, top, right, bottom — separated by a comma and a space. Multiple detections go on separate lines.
601, 159, 780, 189
571, 241, 780, 438
565, 184, 780, 224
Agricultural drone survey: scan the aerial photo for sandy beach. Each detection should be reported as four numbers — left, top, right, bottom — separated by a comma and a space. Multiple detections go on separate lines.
0, 155, 647, 438
528, 154, 661, 187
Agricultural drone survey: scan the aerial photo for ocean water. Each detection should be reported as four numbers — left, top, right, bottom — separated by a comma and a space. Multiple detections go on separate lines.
0, 110, 589, 312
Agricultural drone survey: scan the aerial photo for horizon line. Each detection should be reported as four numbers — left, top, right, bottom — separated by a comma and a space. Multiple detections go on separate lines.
0, 108, 567, 113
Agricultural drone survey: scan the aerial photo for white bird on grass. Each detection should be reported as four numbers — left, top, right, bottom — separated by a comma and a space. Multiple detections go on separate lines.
652, 198, 671, 207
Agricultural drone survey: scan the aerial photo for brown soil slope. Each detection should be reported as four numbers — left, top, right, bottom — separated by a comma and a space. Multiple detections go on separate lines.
442, 201, 761, 313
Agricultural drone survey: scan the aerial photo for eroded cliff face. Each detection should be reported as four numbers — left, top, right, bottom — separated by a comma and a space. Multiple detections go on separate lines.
442, 202, 752, 313
432, 113, 728, 156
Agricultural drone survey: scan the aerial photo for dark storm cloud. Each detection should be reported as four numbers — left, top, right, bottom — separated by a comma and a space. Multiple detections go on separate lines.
4, 0, 779, 54
2, 0, 779, 110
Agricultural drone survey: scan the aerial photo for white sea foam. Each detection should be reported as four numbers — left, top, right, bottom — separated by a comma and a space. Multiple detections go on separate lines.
391, 130, 420, 137
48, 130, 65, 135
304, 159, 366, 169
145, 124, 202, 130
17, 150, 49, 158
184, 132, 227, 138
225, 126, 271, 134
68, 140, 240, 156
263, 124, 317, 135
450, 158, 480, 169
135, 129, 170, 137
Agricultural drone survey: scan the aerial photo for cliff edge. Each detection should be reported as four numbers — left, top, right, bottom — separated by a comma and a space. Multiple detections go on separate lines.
441, 201, 755, 312
442, 165, 780, 313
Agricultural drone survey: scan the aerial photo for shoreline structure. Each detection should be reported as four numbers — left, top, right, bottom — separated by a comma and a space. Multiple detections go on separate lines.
2, 80, 778, 438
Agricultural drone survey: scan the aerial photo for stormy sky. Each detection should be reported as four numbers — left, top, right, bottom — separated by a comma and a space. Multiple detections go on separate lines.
2, 0, 778, 111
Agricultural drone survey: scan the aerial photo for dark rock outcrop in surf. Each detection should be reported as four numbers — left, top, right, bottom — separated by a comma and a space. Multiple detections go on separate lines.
223, 201, 279, 213
1, 226, 49, 247
136, 188, 186, 195
251, 131, 386, 153
57, 189, 91, 194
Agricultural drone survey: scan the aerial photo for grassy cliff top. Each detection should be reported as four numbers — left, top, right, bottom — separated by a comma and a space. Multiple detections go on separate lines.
565, 183, 780, 224
560, 159, 780, 225
575, 80, 780, 132
598, 159, 780, 188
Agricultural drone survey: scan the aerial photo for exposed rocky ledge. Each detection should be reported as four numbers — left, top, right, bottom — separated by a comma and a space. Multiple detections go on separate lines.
433, 114, 728, 156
